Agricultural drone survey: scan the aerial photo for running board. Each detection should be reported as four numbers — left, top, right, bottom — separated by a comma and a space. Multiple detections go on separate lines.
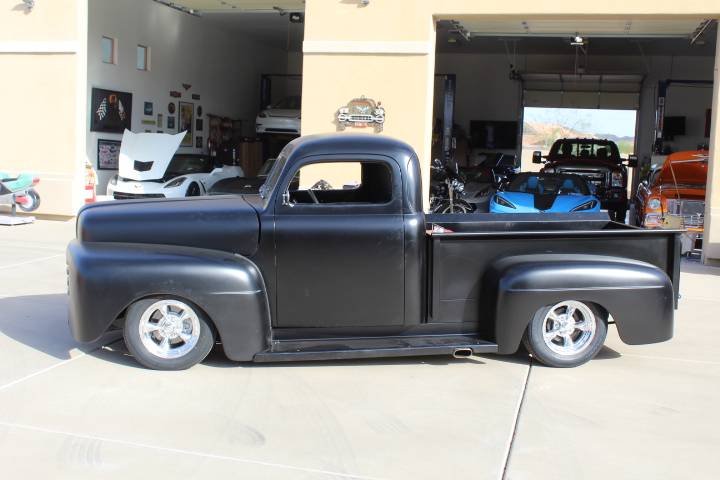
253, 335, 498, 362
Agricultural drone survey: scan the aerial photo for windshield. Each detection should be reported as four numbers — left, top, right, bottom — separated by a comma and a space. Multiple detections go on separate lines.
550, 140, 621, 162
166, 155, 213, 177
258, 158, 276, 176
271, 96, 301, 110
258, 154, 287, 200
507, 174, 589, 195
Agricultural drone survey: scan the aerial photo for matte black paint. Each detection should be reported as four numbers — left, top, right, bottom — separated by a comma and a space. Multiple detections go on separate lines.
68, 134, 681, 364
67, 241, 270, 361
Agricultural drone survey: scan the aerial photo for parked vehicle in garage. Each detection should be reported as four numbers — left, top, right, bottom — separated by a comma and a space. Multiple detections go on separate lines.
490, 173, 600, 214
533, 138, 637, 222
68, 134, 681, 371
208, 158, 276, 196
255, 96, 301, 135
429, 158, 475, 213
633, 149, 708, 254
107, 131, 244, 200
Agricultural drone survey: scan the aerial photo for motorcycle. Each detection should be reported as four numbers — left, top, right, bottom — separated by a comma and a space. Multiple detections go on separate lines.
429, 158, 475, 214
0, 172, 41, 213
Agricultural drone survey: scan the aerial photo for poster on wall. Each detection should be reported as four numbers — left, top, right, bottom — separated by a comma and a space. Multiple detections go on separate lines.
97, 139, 121, 170
91, 88, 133, 133
167, 116, 175, 130
179, 101, 194, 147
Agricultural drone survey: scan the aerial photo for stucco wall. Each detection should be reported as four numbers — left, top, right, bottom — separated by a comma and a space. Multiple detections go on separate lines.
0, 0, 84, 216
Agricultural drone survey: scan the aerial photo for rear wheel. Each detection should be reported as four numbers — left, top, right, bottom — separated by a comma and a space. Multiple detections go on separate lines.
17, 190, 40, 212
123, 298, 215, 370
611, 208, 627, 223
522, 300, 607, 368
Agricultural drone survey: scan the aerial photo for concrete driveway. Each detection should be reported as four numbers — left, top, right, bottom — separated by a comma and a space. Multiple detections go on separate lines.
0, 220, 718, 479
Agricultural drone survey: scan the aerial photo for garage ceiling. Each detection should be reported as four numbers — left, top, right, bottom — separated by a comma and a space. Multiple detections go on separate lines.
457, 18, 711, 38
162, 0, 305, 12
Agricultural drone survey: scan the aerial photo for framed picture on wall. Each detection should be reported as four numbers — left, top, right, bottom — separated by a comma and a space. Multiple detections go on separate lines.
196, 136, 203, 148
97, 139, 121, 170
179, 101, 194, 147
167, 116, 175, 130
91, 88, 133, 133
196, 118, 203, 132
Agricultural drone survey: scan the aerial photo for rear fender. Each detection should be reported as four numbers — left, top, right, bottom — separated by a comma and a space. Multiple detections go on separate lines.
67, 240, 270, 361
483, 254, 674, 354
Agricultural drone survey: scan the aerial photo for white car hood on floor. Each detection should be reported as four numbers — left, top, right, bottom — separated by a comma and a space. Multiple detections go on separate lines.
118, 129, 186, 181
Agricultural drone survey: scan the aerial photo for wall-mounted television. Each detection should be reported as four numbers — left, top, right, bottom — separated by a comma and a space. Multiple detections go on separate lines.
663, 116, 686, 138
470, 121, 518, 150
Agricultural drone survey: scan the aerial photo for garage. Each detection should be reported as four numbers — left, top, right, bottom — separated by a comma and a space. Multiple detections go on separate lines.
431, 17, 716, 233
86, 0, 306, 197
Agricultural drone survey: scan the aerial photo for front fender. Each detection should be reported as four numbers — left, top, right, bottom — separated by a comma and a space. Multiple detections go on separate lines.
67, 240, 270, 361
483, 254, 674, 354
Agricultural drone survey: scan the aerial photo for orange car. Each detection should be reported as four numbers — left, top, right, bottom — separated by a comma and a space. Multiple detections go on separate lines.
633, 150, 708, 254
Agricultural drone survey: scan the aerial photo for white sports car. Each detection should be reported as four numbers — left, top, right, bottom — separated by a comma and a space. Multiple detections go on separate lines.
107, 130, 244, 200
255, 96, 301, 135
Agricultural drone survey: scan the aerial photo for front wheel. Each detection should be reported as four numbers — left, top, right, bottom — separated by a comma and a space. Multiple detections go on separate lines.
186, 182, 201, 197
522, 300, 607, 368
123, 298, 215, 370
433, 200, 474, 214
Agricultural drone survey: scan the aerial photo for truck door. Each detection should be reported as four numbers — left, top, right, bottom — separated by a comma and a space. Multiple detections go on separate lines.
273, 156, 404, 328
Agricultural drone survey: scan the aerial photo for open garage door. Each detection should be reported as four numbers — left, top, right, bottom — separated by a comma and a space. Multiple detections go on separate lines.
88, 0, 305, 196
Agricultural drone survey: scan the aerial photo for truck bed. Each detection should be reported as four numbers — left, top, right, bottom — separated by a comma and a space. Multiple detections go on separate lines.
425, 212, 682, 324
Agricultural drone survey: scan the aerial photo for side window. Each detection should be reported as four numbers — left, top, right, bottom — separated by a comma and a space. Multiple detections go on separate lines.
286, 161, 393, 205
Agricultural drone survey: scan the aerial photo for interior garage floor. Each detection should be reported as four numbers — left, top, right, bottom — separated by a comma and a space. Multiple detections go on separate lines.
0, 220, 718, 479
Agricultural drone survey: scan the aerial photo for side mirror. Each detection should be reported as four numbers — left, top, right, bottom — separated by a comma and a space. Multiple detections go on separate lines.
627, 154, 638, 168
281, 191, 293, 207
532, 151, 543, 164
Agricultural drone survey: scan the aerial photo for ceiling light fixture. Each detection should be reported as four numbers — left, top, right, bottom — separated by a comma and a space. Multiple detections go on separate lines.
570, 34, 585, 46
22, 0, 35, 11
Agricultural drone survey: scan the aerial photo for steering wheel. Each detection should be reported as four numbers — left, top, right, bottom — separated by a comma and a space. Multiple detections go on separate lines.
307, 189, 320, 204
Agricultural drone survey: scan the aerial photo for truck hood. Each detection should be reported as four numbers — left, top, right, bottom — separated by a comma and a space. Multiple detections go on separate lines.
118, 130, 186, 181
655, 150, 708, 187
77, 196, 259, 256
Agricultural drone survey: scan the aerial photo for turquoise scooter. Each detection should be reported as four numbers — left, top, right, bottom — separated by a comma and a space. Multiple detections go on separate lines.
0, 172, 41, 213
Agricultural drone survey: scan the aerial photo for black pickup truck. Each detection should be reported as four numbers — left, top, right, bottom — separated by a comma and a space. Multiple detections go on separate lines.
68, 134, 681, 370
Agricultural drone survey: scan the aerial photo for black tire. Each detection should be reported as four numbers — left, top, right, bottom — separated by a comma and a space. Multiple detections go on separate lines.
17, 190, 40, 212
522, 301, 607, 368
123, 297, 215, 370
433, 200, 474, 214
611, 209, 627, 223
186, 182, 200, 197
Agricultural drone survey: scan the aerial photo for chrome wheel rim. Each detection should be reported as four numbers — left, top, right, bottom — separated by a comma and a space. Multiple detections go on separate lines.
138, 300, 201, 359
541, 301, 596, 356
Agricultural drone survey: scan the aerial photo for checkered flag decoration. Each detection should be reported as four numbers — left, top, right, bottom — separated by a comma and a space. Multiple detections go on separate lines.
95, 97, 127, 121
96, 98, 108, 120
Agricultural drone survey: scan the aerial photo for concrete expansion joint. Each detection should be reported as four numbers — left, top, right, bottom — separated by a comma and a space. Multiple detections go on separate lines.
500, 356, 533, 480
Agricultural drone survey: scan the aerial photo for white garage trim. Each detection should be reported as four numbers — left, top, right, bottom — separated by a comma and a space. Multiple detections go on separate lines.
303, 40, 432, 55
0, 41, 79, 54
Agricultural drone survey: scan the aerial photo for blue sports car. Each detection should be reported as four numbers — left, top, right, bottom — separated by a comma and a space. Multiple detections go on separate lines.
490, 173, 601, 214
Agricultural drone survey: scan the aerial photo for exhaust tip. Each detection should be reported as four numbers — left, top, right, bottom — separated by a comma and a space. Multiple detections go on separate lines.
452, 348, 473, 359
